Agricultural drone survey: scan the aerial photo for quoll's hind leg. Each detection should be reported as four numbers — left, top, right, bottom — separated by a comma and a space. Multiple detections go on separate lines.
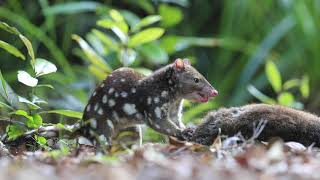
112, 126, 141, 150
87, 118, 114, 153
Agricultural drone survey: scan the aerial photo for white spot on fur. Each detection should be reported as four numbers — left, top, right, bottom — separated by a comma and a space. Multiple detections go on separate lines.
78, 136, 93, 145
86, 104, 91, 112
161, 103, 169, 111
100, 83, 105, 88
94, 103, 99, 111
154, 97, 160, 103
154, 107, 161, 119
131, 88, 136, 93
177, 100, 184, 127
90, 118, 97, 128
92, 91, 97, 96
108, 99, 116, 107
121, 91, 128, 98
155, 124, 160, 129
121, 78, 125, 82
99, 135, 106, 141
123, 103, 137, 115
115, 92, 119, 97
107, 119, 114, 129
108, 88, 114, 94
112, 111, 119, 122
102, 95, 108, 104
98, 108, 104, 115
168, 80, 172, 84
161, 91, 168, 97
147, 97, 152, 105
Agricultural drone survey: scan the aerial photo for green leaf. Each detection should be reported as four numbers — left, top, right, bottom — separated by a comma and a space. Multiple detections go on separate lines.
12, 110, 33, 120
138, 42, 168, 65
265, 61, 282, 93
19, 34, 35, 68
101, 8, 130, 37
91, 29, 118, 51
0, 40, 25, 60
6, 124, 25, 140
17, 70, 38, 87
128, 28, 165, 47
300, 75, 309, 98
0, 70, 24, 110
35, 135, 47, 146
247, 85, 276, 104
0, 22, 20, 35
72, 34, 112, 73
120, 48, 136, 66
0, 22, 35, 68
43, 110, 83, 119
97, 20, 127, 42
277, 92, 295, 106
120, 10, 140, 28
27, 114, 42, 129
43, 1, 100, 15
18, 96, 40, 109
36, 84, 54, 89
0, 70, 8, 99
110, 9, 125, 22
159, 4, 183, 27
0, 101, 13, 110
32, 95, 48, 105
35, 58, 57, 77
283, 79, 300, 90
132, 15, 161, 32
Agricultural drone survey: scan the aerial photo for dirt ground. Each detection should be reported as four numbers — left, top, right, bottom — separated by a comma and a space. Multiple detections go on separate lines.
0, 136, 319, 180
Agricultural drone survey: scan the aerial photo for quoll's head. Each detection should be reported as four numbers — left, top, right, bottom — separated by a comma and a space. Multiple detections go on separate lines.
173, 58, 218, 103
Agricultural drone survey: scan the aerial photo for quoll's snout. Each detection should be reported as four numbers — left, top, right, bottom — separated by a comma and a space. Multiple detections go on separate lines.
210, 89, 218, 97
203, 86, 218, 98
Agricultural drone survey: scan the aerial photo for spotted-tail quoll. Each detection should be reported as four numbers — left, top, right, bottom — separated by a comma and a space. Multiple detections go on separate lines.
81, 58, 218, 149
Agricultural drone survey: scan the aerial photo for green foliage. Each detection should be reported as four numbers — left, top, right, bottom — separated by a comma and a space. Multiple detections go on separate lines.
248, 61, 309, 109
0, 40, 25, 60
159, 4, 183, 27
74, 9, 167, 79
265, 61, 282, 93
0, 22, 82, 142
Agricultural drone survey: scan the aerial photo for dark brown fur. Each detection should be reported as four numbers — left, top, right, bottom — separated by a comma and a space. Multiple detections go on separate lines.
188, 104, 320, 146
81, 59, 217, 147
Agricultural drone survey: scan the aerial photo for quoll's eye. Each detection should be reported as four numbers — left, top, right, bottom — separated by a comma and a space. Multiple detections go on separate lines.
194, 78, 199, 83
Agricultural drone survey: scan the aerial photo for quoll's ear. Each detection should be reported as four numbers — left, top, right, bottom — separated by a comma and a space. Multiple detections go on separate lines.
183, 58, 191, 65
174, 58, 185, 71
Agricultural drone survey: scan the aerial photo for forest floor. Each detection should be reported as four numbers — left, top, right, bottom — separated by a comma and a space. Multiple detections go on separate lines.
0, 136, 319, 180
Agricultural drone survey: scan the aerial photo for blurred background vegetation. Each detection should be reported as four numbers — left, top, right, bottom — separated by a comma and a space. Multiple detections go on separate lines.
0, 0, 318, 141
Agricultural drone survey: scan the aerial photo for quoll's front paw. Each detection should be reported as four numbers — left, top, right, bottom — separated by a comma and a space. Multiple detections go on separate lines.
177, 127, 195, 141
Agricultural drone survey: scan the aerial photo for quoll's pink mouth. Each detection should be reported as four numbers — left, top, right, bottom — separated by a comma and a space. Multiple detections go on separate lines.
193, 89, 218, 103
196, 92, 209, 102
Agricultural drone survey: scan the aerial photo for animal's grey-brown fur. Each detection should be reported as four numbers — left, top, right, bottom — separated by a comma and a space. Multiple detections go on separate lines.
81, 59, 217, 147
186, 104, 320, 146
